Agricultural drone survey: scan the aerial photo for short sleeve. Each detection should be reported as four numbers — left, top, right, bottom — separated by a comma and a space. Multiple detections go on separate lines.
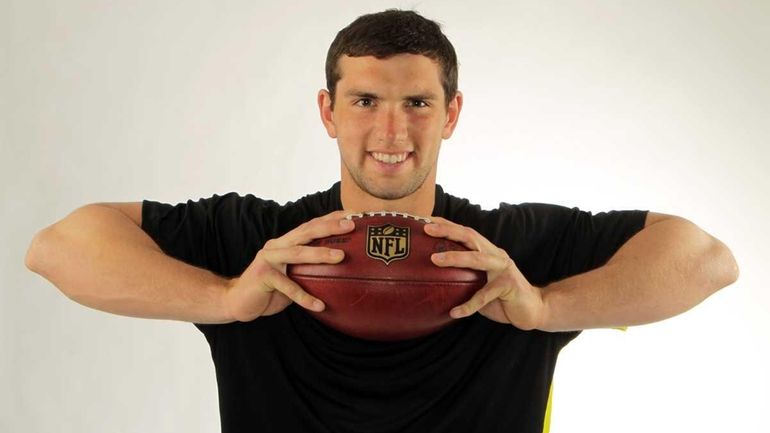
140, 193, 276, 340
495, 203, 647, 342
548, 207, 649, 281
493, 203, 648, 287
141, 197, 216, 272
141, 193, 279, 277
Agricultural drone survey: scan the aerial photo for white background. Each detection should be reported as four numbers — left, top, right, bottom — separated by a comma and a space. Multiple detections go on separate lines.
3, 1, 768, 432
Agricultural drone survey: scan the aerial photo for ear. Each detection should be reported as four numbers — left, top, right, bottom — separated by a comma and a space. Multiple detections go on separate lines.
441, 90, 463, 139
318, 89, 337, 138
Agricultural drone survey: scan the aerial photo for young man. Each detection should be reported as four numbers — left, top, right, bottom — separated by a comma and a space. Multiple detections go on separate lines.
25, 10, 738, 433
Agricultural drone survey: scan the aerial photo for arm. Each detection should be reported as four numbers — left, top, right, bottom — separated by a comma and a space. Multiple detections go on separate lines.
25, 203, 353, 324
425, 213, 739, 332
24, 203, 235, 323
539, 212, 739, 331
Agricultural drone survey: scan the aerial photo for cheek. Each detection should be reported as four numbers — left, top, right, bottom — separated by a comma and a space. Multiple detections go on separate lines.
408, 113, 444, 138
336, 113, 372, 140
336, 125, 368, 160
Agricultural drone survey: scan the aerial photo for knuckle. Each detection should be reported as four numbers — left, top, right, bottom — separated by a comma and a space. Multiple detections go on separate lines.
296, 221, 311, 236
477, 290, 489, 304
251, 266, 278, 293
255, 248, 266, 260
476, 251, 487, 264
459, 226, 471, 237
253, 261, 270, 276
482, 289, 496, 305
265, 267, 283, 282
254, 249, 270, 265
499, 253, 515, 269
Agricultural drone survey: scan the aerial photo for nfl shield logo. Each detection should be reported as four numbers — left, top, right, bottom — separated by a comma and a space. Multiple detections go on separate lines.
366, 224, 410, 265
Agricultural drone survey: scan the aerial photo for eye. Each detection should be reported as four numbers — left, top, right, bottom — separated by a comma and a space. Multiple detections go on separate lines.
355, 98, 375, 108
407, 99, 429, 108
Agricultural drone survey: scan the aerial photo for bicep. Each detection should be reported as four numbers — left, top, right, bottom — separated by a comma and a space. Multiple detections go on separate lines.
94, 202, 143, 226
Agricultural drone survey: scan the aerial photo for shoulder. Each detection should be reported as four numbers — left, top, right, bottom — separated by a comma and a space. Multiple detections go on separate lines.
439, 189, 646, 247
142, 183, 341, 237
441, 190, 643, 233
438, 188, 574, 235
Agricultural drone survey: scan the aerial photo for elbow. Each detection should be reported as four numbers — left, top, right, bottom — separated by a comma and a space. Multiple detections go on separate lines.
25, 226, 83, 302
722, 245, 740, 287
25, 205, 93, 274
25, 229, 48, 273
675, 218, 739, 294
707, 240, 739, 294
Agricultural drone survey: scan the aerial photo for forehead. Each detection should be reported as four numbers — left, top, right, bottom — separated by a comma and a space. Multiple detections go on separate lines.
336, 54, 443, 93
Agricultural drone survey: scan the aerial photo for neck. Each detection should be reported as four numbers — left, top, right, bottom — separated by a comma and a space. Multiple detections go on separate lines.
340, 176, 436, 217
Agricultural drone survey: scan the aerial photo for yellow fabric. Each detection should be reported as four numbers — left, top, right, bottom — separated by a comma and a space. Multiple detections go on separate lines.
542, 382, 553, 433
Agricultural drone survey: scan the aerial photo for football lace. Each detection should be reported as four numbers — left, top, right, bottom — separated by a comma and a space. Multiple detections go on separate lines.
344, 211, 431, 223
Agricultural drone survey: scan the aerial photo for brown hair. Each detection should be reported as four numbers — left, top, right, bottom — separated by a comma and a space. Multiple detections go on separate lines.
325, 9, 458, 109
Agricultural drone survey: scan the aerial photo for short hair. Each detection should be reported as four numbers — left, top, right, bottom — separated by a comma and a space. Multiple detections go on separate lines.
325, 9, 458, 109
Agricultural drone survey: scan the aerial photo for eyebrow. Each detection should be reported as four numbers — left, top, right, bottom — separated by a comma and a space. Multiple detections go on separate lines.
344, 90, 439, 101
345, 90, 379, 99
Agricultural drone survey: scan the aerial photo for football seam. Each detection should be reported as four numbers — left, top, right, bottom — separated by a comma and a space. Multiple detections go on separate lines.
288, 275, 483, 284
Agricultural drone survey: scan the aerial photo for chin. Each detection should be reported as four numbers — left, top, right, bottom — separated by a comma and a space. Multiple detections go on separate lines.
370, 190, 410, 201
343, 161, 434, 203
359, 177, 425, 201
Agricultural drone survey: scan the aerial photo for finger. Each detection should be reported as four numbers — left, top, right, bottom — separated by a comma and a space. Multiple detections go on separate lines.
263, 268, 326, 312
450, 284, 509, 319
269, 211, 355, 249
431, 250, 509, 272
261, 245, 345, 267
424, 217, 493, 252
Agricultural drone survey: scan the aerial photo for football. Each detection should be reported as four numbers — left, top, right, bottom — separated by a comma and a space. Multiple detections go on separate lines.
286, 212, 487, 341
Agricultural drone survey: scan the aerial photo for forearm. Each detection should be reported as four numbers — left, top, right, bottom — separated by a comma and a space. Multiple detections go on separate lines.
540, 218, 739, 332
25, 205, 234, 324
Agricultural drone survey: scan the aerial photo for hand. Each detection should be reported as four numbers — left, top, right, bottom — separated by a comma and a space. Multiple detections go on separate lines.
425, 217, 546, 330
223, 211, 355, 322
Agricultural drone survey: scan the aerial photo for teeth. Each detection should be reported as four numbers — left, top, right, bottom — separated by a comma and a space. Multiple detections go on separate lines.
372, 152, 409, 164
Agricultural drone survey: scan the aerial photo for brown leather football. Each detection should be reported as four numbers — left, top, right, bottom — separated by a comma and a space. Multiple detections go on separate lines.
286, 212, 487, 341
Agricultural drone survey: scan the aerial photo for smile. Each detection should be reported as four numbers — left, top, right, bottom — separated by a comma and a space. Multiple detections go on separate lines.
370, 152, 411, 164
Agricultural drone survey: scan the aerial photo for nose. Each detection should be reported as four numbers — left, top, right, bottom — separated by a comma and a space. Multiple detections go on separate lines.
376, 106, 408, 146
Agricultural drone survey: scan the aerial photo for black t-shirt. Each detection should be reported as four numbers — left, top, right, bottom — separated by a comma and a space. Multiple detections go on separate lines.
141, 182, 648, 433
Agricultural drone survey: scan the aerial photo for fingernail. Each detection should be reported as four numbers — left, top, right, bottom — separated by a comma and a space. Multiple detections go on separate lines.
313, 300, 325, 311
433, 253, 445, 262
330, 249, 344, 259
450, 307, 464, 318
340, 219, 354, 229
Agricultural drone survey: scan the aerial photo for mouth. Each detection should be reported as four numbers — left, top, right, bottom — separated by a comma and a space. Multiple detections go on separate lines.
369, 151, 412, 165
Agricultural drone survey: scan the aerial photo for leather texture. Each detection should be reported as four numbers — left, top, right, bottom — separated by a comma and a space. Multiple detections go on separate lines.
288, 214, 486, 341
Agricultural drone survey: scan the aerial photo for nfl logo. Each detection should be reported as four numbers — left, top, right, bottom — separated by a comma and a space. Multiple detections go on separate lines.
366, 224, 410, 265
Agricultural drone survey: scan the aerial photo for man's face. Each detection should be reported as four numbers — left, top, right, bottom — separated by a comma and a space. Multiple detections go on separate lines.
319, 54, 462, 202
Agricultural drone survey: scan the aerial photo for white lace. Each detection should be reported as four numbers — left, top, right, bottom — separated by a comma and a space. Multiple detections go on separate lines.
344, 211, 431, 223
